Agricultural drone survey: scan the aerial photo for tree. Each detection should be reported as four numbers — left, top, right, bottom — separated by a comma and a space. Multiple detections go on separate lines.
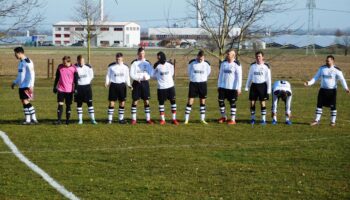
72, 0, 106, 63
0, 0, 43, 40
334, 29, 350, 56
188, 0, 291, 61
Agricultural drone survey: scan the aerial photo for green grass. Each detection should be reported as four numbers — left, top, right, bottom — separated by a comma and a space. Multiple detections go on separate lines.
0, 76, 349, 199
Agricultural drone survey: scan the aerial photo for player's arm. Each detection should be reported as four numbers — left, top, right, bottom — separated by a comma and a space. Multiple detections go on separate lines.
53, 68, 60, 93
336, 70, 350, 93
125, 67, 132, 89
271, 90, 278, 116
89, 66, 94, 82
266, 67, 272, 94
12, 66, 21, 89
207, 63, 211, 78
235, 64, 243, 95
245, 66, 253, 91
305, 68, 321, 86
73, 71, 79, 92
105, 68, 111, 88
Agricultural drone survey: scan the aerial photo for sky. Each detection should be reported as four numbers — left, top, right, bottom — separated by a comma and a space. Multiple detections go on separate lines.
38, 0, 350, 31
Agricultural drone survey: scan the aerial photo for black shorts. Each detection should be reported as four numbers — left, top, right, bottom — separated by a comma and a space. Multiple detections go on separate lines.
132, 81, 150, 101
249, 82, 269, 101
75, 85, 93, 103
109, 83, 127, 101
57, 91, 73, 105
18, 88, 30, 100
188, 82, 207, 99
273, 90, 292, 101
158, 87, 176, 103
317, 88, 337, 108
218, 88, 238, 102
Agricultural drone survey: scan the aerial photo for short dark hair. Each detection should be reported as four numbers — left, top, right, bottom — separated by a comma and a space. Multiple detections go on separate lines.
327, 55, 335, 61
62, 56, 71, 63
77, 55, 83, 61
14, 47, 24, 54
116, 52, 123, 57
157, 51, 167, 64
137, 47, 145, 54
226, 48, 235, 54
255, 51, 264, 57
197, 50, 205, 57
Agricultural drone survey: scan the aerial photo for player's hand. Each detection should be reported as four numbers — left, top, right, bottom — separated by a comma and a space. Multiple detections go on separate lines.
244, 88, 248, 92
105, 83, 109, 88
346, 89, 350, 94
53, 88, 57, 94
128, 86, 133, 91
304, 82, 308, 86
11, 83, 16, 89
237, 90, 242, 96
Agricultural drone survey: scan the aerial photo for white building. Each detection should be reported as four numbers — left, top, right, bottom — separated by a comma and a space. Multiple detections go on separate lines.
148, 27, 241, 40
52, 21, 141, 47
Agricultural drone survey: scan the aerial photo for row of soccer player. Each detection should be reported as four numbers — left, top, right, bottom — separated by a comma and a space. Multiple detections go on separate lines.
11, 47, 349, 126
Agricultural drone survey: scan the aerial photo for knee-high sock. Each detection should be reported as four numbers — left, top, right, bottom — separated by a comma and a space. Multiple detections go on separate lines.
315, 107, 322, 122
219, 100, 226, 118
171, 103, 177, 120
250, 105, 256, 120
108, 106, 114, 122
77, 107, 83, 122
230, 102, 237, 121
185, 104, 192, 121
23, 104, 31, 122
261, 106, 267, 121
159, 104, 165, 121
131, 104, 137, 121
145, 105, 151, 121
27, 103, 37, 121
66, 104, 71, 121
200, 104, 206, 121
331, 109, 337, 124
118, 106, 125, 121
57, 104, 63, 121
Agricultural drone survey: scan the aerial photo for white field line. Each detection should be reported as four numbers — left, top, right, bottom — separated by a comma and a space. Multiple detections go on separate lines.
0, 131, 80, 200
0, 134, 349, 155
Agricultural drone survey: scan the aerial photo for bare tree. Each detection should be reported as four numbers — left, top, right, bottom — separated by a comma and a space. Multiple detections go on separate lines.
188, 0, 291, 61
72, 0, 106, 63
334, 29, 350, 56
0, 0, 43, 40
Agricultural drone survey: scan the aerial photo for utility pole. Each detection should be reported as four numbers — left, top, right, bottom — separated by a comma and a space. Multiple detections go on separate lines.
306, 0, 316, 55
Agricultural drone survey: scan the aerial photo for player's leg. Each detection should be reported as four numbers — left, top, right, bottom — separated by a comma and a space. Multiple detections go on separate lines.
285, 95, 292, 125
77, 101, 83, 124
271, 92, 278, 125
199, 82, 208, 124
260, 100, 267, 125
56, 92, 64, 124
65, 93, 73, 125
108, 101, 115, 124
144, 99, 153, 124
311, 89, 324, 126
168, 87, 178, 125
118, 100, 127, 124
158, 99, 166, 125
24, 99, 38, 124
21, 99, 31, 124
228, 98, 237, 125
131, 81, 140, 124
250, 101, 256, 124
185, 98, 194, 124
87, 100, 97, 124
142, 82, 153, 124
218, 88, 227, 123
330, 90, 337, 126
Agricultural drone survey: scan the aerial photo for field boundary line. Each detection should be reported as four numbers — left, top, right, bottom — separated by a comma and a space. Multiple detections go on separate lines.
0, 131, 80, 200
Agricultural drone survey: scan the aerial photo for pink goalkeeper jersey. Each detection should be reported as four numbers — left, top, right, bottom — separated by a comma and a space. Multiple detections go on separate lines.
57, 64, 77, 93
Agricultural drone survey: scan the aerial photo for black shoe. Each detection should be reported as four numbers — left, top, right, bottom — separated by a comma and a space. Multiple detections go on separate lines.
119, 119, 127, 124
65, 120, 70, 125
54, 120, 62, 125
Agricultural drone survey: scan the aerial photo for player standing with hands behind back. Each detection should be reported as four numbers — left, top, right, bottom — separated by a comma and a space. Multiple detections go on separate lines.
304, 55, 349, 126
11, 47, 38, 125
245, 51, 271, 125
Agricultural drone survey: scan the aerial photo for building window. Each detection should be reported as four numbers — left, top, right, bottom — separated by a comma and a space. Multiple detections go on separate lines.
75, 27, 84, 31
114, 41, 120, 44
100, 27, 109, 31
90, 28, 97, 31
55, 41, 61, 44
114, 27, 123, 31
55, 34, 61, 38
126, 27, 129, 31
136, 27, 139, 31
64, 27, 70, 31
64, 34, 70, 38
55, 27, 61, 31
100, 41, 110, 46
64, 41, 70, 44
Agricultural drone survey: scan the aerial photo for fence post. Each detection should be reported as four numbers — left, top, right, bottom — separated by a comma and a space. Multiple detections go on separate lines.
47, 59, 54, 79
173, 59, 176, 78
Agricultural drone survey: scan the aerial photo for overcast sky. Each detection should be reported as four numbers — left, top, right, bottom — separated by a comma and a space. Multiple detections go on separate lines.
39, 0, 350, 30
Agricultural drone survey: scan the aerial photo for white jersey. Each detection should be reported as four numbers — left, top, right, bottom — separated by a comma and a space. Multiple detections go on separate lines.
75, 64, 94, 86
130, 59, 153, 82
152, 62, 175, 89
188, 59, 211, 82
217, 60, 242, 90
307, 65, 348, 90
13, 57, 35, 88
272, 80, 292, 94
105, 62, 131, 87
272, 80, 292, 114
245, 62, 271, 94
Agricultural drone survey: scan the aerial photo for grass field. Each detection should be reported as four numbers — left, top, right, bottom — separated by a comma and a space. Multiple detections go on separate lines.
0, 47, 349, 199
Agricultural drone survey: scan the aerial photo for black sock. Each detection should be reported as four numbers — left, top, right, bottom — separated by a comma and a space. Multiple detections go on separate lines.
57, 105, 63, 121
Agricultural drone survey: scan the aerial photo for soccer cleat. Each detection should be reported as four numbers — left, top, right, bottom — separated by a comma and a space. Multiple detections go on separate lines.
218, 117, 227, 124
65, 120, 70, 125
22, 121, 32, 125
107, 120, 112, 124
172, 119, 180, 125
330, 122, 336, 127
310, 120, 319, 126
54, 120, 62, 125
184, 120, 189, 125
285, 120, 292, 125
250, 119, 255, 125
159, 120, 166, 125
78, 120, 83, 125
91, 120, 98, 125
31, 120, 39, 124
146, 120, 155, 125
131, 120, 137, 125
200, 120, 208, 125
272, 119, 277, 125
118, 119, 127, 124
260, 120, 267, 125
227, 120, 236, 125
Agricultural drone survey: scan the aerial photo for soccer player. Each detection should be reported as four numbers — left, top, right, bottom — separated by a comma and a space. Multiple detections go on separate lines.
184, 50, 211, 124
130, 47, 154, 125
245, 51, 272, 125
304, 55, 349, 126
217, 49, 242, 125
74, 55, 97, 125
53, 56, 78, 125
105, 53, 131, 124
271, 80, 292, 125
152, 51, 179, 125
11, 47, 38, 125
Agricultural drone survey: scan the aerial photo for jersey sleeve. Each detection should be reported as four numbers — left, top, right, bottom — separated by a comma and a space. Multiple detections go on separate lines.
266, 67, 272, 94
336, 70, 349, 90
125, 66, 131, 87
207, 63, 211, 77
235, 64, 243, 91
308, 68, 322, 86
130, 62, 141, 81
217, 63, 224, 88
245, 66, 253, 91
105, 68, 111, 85
89, 67, 94, 82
